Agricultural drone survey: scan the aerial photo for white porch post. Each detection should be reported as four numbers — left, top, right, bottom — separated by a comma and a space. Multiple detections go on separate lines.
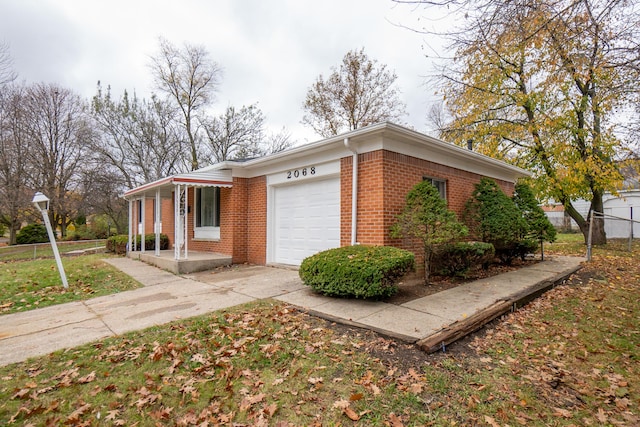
184, 185, 189, 260
174, 184, 180, 260
133, 199, 138, 251
140, 196, 146, 253
127, 199, 132, 255
155, 189, 161, 256
174, 184, 188, 260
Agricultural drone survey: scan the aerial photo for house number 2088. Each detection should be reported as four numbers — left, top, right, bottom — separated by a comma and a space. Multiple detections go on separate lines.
286, 167, 316, 179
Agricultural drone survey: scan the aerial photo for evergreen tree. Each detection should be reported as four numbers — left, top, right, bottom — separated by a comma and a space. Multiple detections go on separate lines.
391, 180, 467, 284
513, 182, 556, 259
464, 178, 527, 264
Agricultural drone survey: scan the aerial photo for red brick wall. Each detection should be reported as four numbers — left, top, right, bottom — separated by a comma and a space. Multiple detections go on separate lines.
341, 149, 516, 272
230, 177, 248, 263
246, 176, 267, 264
160, 198, 174, 246
340, 157, 354, 247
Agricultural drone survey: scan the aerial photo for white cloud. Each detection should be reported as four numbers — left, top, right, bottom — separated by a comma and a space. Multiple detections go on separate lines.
0, 0, 444, 143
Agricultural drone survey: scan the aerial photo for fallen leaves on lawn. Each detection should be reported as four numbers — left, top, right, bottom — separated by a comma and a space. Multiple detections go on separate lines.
3, 248, 639, 425
468, 252, 640, 425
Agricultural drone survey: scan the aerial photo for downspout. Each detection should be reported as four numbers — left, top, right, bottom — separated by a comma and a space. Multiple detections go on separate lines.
344, 137, 358, 246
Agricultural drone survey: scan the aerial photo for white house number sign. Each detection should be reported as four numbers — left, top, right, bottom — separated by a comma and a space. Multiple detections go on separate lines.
286, 166, 316, 179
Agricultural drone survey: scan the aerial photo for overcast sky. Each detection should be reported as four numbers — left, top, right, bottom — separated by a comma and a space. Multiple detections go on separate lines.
1, 0, 447, 144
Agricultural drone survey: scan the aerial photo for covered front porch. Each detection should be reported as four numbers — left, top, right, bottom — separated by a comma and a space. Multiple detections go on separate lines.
128, 250, 232, 274
123, 167, 234, 273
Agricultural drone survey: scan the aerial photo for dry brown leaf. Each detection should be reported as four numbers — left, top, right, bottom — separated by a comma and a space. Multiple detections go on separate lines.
263, 402, 278, 417
389, 412, 404, 427
553, 407, 572, 418
595, 408, 608, 423
369, 383, 381, 395
484, 415, 500, 427
344, 407, 360, 421
77, 371, 96, 384
67, 403, 91, 423
308, 377, 323, 384
239, 393, 265, 411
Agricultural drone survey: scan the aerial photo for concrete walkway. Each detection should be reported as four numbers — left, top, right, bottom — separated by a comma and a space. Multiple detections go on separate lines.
0, 256, 583, 367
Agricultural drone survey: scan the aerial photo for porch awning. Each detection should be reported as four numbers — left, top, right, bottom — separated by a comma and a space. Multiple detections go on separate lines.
123, 169, 233, 199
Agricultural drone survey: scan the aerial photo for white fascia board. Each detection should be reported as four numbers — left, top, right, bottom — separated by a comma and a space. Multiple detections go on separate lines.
207, 122, 530, 182
377, 125, 530, 183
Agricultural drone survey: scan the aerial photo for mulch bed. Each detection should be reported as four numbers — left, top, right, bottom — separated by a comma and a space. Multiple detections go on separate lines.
386, 258, 540, 305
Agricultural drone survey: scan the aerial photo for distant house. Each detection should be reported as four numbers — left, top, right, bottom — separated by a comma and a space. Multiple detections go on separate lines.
543, 159, 640, 238
123, 122, 530, 273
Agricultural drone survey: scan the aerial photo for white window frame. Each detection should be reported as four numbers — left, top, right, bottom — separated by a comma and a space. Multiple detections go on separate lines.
194, 187, 221, 240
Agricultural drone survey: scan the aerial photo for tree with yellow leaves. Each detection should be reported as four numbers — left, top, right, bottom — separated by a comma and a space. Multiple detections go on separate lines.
421, 0, 639, 244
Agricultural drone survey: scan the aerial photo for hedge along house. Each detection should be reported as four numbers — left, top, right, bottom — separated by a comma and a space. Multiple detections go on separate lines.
123, 122, 530, 274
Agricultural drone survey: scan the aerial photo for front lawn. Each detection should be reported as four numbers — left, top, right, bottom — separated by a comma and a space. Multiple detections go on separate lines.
0, 236, 638, 425
0, 254, 141, 315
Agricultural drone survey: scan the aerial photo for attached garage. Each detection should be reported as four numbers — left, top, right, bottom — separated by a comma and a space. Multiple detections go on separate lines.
269, 175, 340, 265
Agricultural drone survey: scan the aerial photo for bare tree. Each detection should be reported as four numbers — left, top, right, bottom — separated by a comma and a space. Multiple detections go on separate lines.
202, 104, 265, 162
150, 38, 222, 170
265, 127, 294, 155
0, 42, 17, 86
23, 83, 94, 238
91, 83, 187, 188
0, 84, 31, 244
203, 104, 293, 162
80, 167, 129, 234
302, 48, 407, 138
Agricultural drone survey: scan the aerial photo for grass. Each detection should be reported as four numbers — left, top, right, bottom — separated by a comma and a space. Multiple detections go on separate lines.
0, 301, 440, 425
0, 254, 142, 314
0, 234, 638, 425
0, 240, 106, 262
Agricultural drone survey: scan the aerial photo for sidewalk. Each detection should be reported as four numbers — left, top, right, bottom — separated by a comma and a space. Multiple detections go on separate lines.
0, 256, 583, 366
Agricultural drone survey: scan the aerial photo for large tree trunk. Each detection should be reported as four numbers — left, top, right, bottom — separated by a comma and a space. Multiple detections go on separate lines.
9, 223, 18, 245
564, 197, 607, 246
588, 190, 607, 245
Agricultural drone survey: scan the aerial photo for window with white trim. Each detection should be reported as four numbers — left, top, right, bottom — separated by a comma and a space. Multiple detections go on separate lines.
423, 176, 447, 200
194, 187, 221, 239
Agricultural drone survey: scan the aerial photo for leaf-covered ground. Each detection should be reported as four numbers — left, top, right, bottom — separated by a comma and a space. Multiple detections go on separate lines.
0, 239, 638, 425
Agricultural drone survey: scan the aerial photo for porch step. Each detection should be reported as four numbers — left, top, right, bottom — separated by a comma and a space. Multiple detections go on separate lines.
129, 250, 232, 274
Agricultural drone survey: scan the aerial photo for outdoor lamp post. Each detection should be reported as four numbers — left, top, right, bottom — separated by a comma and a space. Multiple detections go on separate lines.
32, 192, 68, 289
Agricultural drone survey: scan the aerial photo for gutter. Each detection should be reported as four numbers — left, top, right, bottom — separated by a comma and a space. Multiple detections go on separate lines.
344, 137, 358, 246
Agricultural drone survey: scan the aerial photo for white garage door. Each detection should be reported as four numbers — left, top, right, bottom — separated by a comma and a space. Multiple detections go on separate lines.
273, 177, 340, 265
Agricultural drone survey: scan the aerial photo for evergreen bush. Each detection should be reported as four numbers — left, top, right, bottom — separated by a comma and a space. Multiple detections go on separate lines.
299, 245, 415, 299
106, 235, 129, 254
431, 241, 495, 276
106, 234, 170, 254
390, 180, 468, 283
513, 182, 556, 259
16, 223, 49, 244
464, 177, 528, 264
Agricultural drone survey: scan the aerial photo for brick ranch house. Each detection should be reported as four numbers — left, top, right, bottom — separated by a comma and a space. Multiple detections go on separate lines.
123, 122, 530, 273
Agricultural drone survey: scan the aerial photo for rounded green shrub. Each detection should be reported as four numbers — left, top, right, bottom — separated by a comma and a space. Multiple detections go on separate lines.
299, 245, 415, 299
106, 234, 170, 254
106, 235, 130, 254
16, 223, 49, 244
431, 241, 495, 276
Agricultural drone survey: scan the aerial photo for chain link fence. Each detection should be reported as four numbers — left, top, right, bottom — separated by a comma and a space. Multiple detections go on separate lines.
0, 240, 106, 262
